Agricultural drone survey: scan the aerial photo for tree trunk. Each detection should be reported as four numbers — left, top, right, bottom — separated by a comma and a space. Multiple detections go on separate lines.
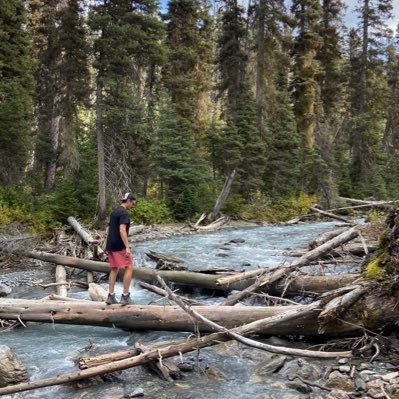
309, 206, 353, 224
9, 249, 359, 295
44, 93, 61, 190
207, 170, 236, 221
96, 72, 107, 228
55, 265, 67, 297
0, 298, 361, 336
67, 217, 99, 245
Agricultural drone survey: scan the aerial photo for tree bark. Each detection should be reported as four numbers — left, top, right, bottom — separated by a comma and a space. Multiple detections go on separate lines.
67, 217, 99, 245
55, 265, 67, 297
96, 71, 107, 228
207, 170, 236, 221
309, 206, 353, 224
8, 248, 360, 295
0, 298, 361, 336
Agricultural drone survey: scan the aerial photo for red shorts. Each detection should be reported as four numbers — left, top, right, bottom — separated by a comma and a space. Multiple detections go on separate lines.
108, 249, 133, 269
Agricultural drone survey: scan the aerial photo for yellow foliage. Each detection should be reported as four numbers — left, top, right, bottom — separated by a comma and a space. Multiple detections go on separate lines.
362, 256, 386, 279
241, 192, 318, 223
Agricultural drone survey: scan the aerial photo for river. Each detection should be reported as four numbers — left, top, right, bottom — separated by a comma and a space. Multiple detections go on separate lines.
0, 221, 359, 399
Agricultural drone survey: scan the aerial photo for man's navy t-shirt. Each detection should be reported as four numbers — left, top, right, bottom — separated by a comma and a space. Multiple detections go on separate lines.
106, 206, 130, 251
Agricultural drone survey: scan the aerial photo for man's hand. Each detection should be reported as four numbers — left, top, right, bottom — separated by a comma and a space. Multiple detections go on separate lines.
125, 247, 131, 258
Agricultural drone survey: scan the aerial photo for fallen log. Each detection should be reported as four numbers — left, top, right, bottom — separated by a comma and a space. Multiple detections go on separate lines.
191, 216, 229, 231
310, 206, 353, 225
0, 296, 355, 397
308, 228, 347, 249
4, 248, 360, 295
79, 336, 193, 369
0, 298, 361, 336
13, 249, 364, 296
268, 226, 360, 286
67, 216, 99, 245
339, 197, 399, 209
146, 250, 184, 264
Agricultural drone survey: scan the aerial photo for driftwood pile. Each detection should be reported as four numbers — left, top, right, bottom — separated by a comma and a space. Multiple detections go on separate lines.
1, 200, 399, 396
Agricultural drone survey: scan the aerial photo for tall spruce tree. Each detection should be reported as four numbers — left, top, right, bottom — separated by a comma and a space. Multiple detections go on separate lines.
159, 0, 211, 218
383, 33, 399, 197
347, 0, 393, 198
151, 97, 206, 220
215, 0, 266, 199
250, 0, 286, 138
314, 0, 345, 205
28, 0, 90, 190
263, 69, 301, 199
89, 0, 165, 225
291, 0, 322, 149
0, 0, 33, 185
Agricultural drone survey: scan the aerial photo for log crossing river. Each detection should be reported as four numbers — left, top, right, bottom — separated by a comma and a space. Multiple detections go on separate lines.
0, 221, 359, 399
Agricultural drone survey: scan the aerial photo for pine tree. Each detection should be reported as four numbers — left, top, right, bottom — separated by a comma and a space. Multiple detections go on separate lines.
317, 0, 344, 116
313, 0, 345, 205
163, 0, 213, 133
28, 0, 90, 190
291, 0, 322, 149
383, 33, 399, 197
0, 0, 34, 185
151, 97, 206, 220
89, 0, 165, 224
263, 71, 301, 198
215, 0, 266, 199
347, 0, 393, 198
250, 0, 286, 137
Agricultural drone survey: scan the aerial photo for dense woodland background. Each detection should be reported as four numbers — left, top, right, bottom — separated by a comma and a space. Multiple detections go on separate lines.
1, 0, 399, 230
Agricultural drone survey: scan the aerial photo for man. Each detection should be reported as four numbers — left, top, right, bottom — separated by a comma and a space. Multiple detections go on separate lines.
105, 192, 136, 305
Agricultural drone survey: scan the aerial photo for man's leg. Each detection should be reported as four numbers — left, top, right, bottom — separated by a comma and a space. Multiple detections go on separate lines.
122, 266, 133, 294
108, 268, 119, 294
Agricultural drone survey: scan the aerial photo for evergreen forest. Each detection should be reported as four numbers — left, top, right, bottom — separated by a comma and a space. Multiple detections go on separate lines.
1, 0, 399, 230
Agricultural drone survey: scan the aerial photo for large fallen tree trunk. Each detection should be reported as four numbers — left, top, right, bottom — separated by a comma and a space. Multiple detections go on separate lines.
4, 248, 359, 295
0, 293, 356, 396
1, 284, 398, 336
0, 297, 363, 336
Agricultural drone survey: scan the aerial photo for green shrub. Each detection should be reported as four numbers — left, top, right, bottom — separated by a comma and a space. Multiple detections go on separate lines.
241, 192, 318, 223
131, 198, 172, 225
221, 194, 247, 216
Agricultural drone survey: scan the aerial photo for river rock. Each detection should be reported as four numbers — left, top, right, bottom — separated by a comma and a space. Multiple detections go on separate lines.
327, 389, 351, 399
286, 377, 312, 394
0, 345, 28, 387
381, 371, 399, 381
326, 370, 355, 392
248, 355, 288, 384
280, 359, 323, 382
366, 379, 383, 390
386, 383, 399, 398
366, 388, 385, 399
0, 283, 11, 297
124, 387, 144, 398
204, 365, 226, 380
338, 365, 351, 373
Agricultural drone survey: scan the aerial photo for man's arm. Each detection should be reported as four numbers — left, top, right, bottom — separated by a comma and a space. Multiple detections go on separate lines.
119, 224, 131, 256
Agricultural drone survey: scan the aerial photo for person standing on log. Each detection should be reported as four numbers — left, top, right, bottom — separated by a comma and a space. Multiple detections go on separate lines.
105, 192, 136, 305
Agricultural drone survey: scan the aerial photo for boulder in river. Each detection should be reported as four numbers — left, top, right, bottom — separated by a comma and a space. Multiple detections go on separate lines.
0, 283, 11, 297
0, 345, 28, 387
